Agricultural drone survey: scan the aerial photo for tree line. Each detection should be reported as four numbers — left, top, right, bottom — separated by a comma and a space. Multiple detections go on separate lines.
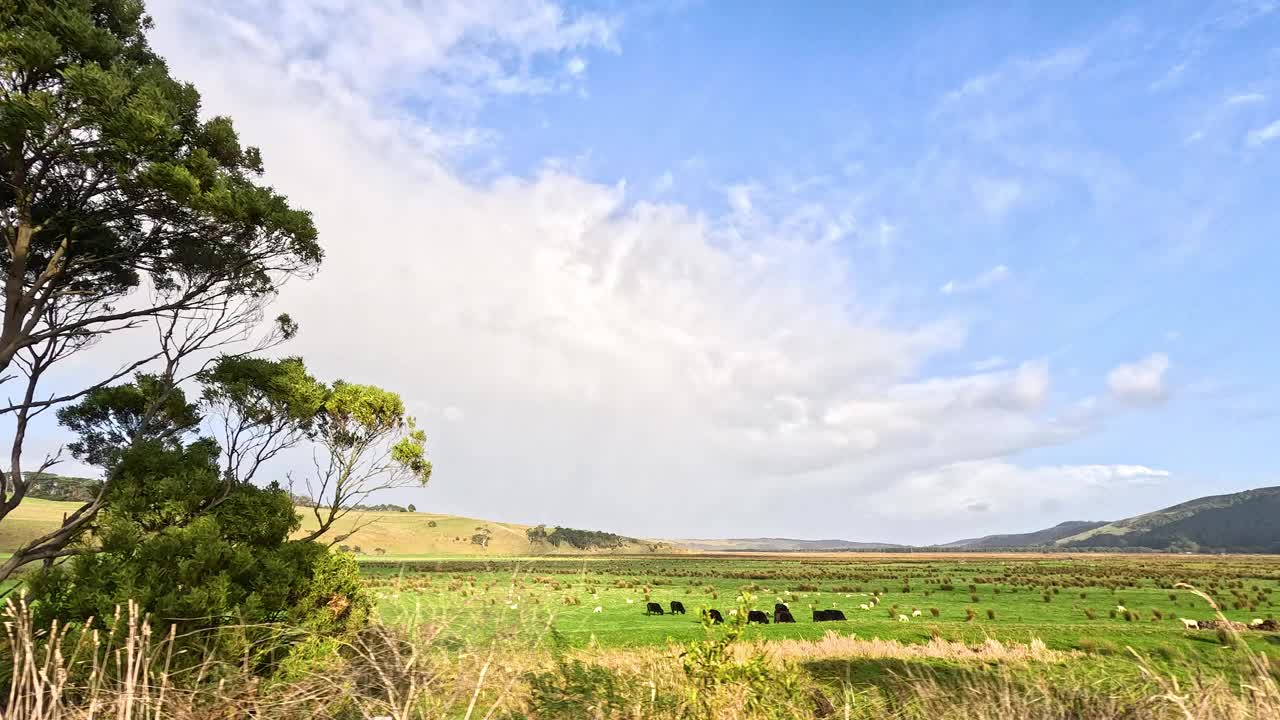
526, 524, 634, 550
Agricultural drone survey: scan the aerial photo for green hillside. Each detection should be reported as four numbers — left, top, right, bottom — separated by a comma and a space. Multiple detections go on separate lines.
1057, 486, 1280, 552
943, 521, 1110, 549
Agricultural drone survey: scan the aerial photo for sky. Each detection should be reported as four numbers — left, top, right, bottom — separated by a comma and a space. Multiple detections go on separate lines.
25, 0, 1280, 544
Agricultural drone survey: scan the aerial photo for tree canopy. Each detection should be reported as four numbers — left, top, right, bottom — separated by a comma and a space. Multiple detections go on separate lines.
0, 0, 324, 579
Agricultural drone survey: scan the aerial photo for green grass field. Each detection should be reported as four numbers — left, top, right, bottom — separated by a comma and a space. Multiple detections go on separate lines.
7, 501, 1280, 685
362, 554, 1280, 681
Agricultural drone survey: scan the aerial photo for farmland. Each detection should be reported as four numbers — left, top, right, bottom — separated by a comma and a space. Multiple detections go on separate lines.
363, 553, 1280, 681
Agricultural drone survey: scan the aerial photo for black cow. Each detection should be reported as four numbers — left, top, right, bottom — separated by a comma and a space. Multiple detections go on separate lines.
774, 602, 789, 614
670, 601, 686, 615
646, 602, 664, 616
705, 608, 724, 624
774, 608, 796, 623
813, 609, 847, 622
747, 610, 770, 624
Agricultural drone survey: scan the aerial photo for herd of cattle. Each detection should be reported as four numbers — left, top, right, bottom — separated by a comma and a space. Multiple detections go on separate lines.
643, 600, 846, 624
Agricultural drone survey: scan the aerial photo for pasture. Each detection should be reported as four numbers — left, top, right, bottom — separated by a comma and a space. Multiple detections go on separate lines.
364, 553, 1280, 682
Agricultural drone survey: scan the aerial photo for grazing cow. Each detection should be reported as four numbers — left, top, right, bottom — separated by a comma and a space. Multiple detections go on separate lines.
775, 602, 790, 614
646, 602, 664, 616
813, 609, 847, 622
774, 608, 796, 624
1254, 619, 1278, 632
670, 601, 686, 615
1179, 618, 1198, 629
747, 610, 770, 624
705, 608, 724, 624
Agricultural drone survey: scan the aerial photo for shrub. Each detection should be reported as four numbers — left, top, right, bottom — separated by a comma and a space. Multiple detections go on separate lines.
24, 429, 370, 676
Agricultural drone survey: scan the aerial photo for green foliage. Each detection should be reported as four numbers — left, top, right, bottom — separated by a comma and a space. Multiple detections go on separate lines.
678, 593, 808, 716
526, 524, 634, 550
321, 382, 430, 484
27, 375, 370, 674
524, 659, 634, 718
0, 0, 321, 360
20, 472, 99, 501
55, 375, 201, 470
199, 355, 328, 435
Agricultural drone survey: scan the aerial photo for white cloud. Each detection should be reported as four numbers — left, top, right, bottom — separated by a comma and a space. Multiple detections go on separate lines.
112, 1, 1155, 540
867, 460, 1170, 538
940, 264, 1011, 296
1149, 62, 1188, 92
971, 177, 1025, 218
725, 183, 756, 214
1246, 119, 1280, 146
1227, 92, 1266, 105
566, 56, 587, 76
1107, 353, 1171, 406
941, 47, 1090, 106
972, 356, 1006, 371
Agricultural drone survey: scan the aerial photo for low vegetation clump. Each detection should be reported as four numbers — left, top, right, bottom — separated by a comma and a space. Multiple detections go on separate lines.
526, 524, 636, 550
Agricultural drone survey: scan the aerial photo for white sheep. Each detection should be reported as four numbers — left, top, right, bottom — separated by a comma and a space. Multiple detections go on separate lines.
1179, 618, 1198, 629
509, 603, 518, 610
1250, 618, 1265, 627
593, 606, 603, 614
728, 609, 738, 616
897, 614, 909, 622
912, 609, 922, 617
1116, 605, 1127, 613
859, 603, 870, 611
625, 598, 634, 604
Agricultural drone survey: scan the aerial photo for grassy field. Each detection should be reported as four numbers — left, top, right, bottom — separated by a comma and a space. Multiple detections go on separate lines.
0, 499, 660, 556
362, 554, 1280, 682
3, 506, 1279, 715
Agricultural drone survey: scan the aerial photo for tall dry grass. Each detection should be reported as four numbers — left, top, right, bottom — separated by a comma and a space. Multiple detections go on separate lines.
0, 592, 1276, 719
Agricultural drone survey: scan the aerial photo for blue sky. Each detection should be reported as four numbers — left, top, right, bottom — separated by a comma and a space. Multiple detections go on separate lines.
31, 0, 1280, 543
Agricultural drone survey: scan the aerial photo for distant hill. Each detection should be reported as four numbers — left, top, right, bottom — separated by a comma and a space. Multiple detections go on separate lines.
0, 496, 671, 557
941, 521, 1110, 550
673, 537, 905, 552
1055, 486, 1280, 553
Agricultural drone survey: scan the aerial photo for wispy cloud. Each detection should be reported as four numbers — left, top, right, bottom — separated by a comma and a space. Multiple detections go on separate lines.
1226, 92, 1266, 105
1149, 61, 1188, 92
1246, 119, 1280, 146
1107, 353, 1171, 406
971, 177, 1025, 218
940, 265, 1011, 296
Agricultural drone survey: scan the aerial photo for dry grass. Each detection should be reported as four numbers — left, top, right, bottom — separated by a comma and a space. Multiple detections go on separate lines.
1, 592, 1276, 720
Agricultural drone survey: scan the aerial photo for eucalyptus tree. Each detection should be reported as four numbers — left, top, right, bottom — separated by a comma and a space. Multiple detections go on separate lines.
301, 381, 432, 543
0, 0, 320, 578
